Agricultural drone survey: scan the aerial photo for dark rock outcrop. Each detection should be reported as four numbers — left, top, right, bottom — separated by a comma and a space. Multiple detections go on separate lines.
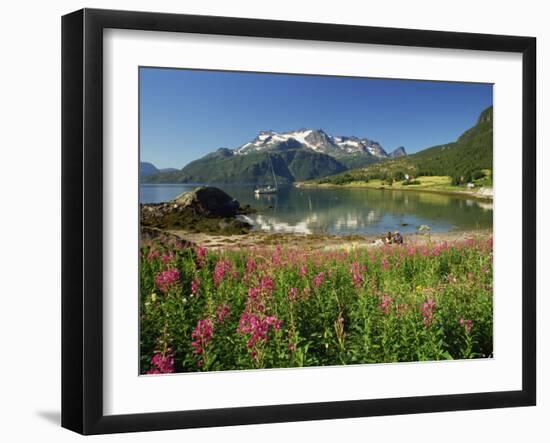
171, 186, 240, 217
140, 186, 253, 234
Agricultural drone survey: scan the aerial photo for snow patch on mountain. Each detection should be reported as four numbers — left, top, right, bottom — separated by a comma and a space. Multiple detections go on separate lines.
235, 128, 396, 160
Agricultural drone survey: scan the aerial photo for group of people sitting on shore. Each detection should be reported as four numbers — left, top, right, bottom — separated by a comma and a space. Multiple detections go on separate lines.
384, 230, 404, 245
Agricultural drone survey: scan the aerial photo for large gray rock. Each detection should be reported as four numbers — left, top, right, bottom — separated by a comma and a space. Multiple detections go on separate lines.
172, 186, 240, 217
140, 186, 252, 234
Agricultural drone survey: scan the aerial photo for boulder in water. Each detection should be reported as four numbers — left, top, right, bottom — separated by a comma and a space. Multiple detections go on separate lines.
171, 186, 240, 217
140, 186, 252, 234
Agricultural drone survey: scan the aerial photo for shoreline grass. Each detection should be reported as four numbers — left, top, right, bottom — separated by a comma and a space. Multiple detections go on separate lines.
297, 175, 493, 201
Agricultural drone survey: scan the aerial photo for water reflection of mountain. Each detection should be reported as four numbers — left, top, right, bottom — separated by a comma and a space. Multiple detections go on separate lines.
139, 184, 493, 235
241, 186, 493, 235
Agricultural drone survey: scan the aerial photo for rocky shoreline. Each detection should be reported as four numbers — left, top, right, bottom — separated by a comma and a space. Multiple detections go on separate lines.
159, 228, 493, 251
140, 186, 255, 235
140, 186, 492, 251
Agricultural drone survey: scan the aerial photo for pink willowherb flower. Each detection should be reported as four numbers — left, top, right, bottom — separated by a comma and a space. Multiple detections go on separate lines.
288, 287, 298, 302
248, 286, 262, 299
259, 275, 275, 294
379, 294, 393, 315
265, 315, 283, 331
299, 265, 308, 277
147, 249, 160, 261
195, 246, 207, 266
246, 256, 257, 274
161, 252, 175, 264
422, 298, 437, 327
191, 278, 201, 295
155, 268, 180, 293
146, 349, 175, 374
213, 259, 233, 287
381, 258, 390, 270
272, 245, 282, 266
191, 318, 214, 356
216, 304, 231, 323
237, 312, 283, 350
313, 271, 326, 288
459, 318, 474, 334
350, 262, 366, 288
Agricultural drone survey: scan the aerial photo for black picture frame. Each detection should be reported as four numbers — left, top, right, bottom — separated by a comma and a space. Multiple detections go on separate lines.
62, 8, 536, 435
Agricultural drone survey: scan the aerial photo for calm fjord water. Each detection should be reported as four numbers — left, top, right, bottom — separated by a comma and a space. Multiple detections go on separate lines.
140, 184, 492, 235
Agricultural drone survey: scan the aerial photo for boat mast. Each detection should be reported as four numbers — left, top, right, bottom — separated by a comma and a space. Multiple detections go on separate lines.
268, 153, 278, 189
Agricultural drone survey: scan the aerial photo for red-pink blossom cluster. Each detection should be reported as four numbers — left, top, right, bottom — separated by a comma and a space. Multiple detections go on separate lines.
213, 259, 233, 286
195, 246, 207, 267
147, 249, 160, 261
379, 294, 393, 315
259, 275, 274, 294
422, 298, 437, 327
288, 287, 298, 302
248, 286, 261, 299
155, 268, 180, 293
459, 317, 473, 334
191, 277, 201, 295
271, 245, 282, 267
237, 312, 282, 350
216, 304, 231, 323
350, 261, 366, 288
246, 256, 257, 274
161, 251, 175, 264
313, 271, 326, 288
191, 318, 214, 356
146, 349, 175, 374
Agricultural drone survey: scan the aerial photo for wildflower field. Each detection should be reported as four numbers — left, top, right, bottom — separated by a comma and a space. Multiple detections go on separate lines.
140, 236, 493, 374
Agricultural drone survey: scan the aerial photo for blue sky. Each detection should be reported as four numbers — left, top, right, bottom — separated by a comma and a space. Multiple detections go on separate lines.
140, 68, 492, 169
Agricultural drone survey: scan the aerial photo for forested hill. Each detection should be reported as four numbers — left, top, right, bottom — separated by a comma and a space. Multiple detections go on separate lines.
315, 106, 493, 185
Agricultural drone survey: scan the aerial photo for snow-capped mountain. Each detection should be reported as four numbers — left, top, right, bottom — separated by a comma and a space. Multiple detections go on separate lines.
235, 129, 396, 159
142, 128, 407, 184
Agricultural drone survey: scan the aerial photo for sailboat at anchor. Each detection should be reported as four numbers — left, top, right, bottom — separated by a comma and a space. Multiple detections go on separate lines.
254, 153, 278, 195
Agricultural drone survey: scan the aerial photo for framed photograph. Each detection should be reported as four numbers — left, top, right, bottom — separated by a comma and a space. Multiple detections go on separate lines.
62, 8, 536, 435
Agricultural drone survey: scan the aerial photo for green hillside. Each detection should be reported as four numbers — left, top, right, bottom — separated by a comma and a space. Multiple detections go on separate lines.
316, 106, 493, 186
142, 149, 348, 184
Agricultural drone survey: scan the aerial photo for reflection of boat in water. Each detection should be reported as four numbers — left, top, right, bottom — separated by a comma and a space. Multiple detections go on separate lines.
254, 153, 278, 195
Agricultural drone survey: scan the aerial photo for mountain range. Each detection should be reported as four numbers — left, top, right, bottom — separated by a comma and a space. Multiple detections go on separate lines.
142, 129, 406, 184
140, 162, 178, 177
